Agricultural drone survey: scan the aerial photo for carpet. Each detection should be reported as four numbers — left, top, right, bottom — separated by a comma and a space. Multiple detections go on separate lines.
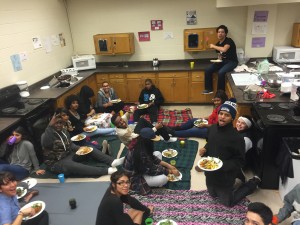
132, 189, 250, 225
123, 106, 193, 126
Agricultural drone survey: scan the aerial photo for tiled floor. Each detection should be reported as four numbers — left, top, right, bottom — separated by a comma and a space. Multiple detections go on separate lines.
36, 105, 292, 224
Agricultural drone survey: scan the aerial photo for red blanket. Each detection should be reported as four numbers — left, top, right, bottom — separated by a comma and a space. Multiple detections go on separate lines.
123, 106, 193, 126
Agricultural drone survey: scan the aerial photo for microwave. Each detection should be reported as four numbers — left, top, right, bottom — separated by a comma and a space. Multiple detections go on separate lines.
72, 55, 96, 70
273, 46, 300, 63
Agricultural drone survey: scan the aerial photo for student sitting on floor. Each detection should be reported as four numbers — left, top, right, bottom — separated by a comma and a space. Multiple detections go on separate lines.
166, 90, 228, 138
0, 171, 49, 225
111, 109, 176, 147
123, 128, 179, 195
96, 171, 153, 225
272, 183, 300, 225
245, 202, 273, 225
41, 114, 124, 177
198, 100, 260, 207
0, 126, 45, 180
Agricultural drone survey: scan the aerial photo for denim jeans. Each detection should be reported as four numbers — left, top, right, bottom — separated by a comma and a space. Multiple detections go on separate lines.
0, 163, 29, 180
174, 118, 208, 138
205, 60, 238, 91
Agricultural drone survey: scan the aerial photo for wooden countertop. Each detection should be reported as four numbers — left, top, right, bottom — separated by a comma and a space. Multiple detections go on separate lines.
0, 117, 21, 135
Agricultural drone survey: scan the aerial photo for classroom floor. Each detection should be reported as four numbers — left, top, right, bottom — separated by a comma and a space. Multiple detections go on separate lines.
36, 105, 292, 224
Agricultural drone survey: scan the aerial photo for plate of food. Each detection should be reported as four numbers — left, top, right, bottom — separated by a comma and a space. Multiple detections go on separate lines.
16, 187, 27, 199
111, 99, 121, 103
85, 125, 97, 133
162, 149, 178, 158
22, 178, 37, 189
167, 172, 182, 182
156, 219, 178, 225
21, 201, 46, 220
137, 104, 148, 109
286, 64, 300, 69
194, 119, 208, 127
71, 134, 86, 142
76, 146, 93, 155
92, 113, 102, 120
210, 59, 222, 63
197, 157, 223, 171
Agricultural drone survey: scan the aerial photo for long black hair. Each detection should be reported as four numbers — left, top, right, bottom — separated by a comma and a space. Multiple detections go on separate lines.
4, 126, 30, 159
132, 136, 155, 173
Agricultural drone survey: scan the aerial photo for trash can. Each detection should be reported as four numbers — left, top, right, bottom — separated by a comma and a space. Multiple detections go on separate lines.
278, 137, 300, 200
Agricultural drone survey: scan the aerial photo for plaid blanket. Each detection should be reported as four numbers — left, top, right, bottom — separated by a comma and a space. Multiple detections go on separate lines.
121, 139, 198, 190
123, 106, 193, 126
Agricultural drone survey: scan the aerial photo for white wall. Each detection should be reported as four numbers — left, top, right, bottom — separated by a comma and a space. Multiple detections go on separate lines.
0, 0, 73, 88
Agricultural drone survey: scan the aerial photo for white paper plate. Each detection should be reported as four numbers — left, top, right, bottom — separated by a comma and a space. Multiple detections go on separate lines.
156, 219, 178, 225
71, 134, 86, 142
21, 201, 46, 220
287, 65, 300, 69
194, 119, 208, 127
85, 125, 97, 133
40, 86, 50, 90
111, 99, 121, 103
16, 187, 27, 199
167, 172, 182, 182
210, 59, 222, 63
76, 147, 93, 155
162, 149, 178, 158
22, 178, 37, 189
137, 104, 148, 109
197, 157, 223, 171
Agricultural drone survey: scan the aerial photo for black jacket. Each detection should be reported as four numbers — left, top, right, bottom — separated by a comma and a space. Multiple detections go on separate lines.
138, 86, 164, 106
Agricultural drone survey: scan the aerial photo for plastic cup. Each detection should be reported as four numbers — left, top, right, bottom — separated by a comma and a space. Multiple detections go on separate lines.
58, 174, 65, 183
180, 140, 185, 148
145, 218, 153, 225
7, 136, 17, 145
190, 61, 195, 69
170, 160, 176, 166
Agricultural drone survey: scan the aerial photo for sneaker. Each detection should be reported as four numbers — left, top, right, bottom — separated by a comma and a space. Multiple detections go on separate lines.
195, 165, 203, 172
102, 140, 108, 154
164, 137, 177, 143
202, 90, 213, 94
249, 175, 261, 187
164, 126, 175, 136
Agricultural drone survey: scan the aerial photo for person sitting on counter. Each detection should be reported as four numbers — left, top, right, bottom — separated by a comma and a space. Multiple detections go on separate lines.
203, 25, 238, 94
96, 81, 125, 114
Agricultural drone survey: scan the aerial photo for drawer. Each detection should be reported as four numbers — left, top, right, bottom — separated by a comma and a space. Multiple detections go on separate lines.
158, 72, 188, 78
127, 73, 156, 79
96, 74, 109, 83
110, 79, 125, 83
109, 74, 124, 79
191, 71, 204, 82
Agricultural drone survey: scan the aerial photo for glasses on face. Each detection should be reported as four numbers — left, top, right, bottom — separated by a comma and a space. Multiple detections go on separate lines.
116, 180, 131, 186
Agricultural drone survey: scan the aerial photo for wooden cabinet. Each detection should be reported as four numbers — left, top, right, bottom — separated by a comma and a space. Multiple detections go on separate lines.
108, 74, 127, 101
158, 72, 189, 103
189, 71, 207, 103
126, 73, 156, 103
184, 28, 218, 52
96, 74, 109, 90
93, 33, 135, 55
292, 23, 300, 47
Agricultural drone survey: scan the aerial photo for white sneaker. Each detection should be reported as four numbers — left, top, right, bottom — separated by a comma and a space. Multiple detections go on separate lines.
108, 167, 118, 175
111, 157, 125, 167
164, 137, 177, 143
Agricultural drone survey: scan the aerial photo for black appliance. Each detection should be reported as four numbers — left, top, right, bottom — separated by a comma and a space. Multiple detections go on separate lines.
251, 101, 300, 189
0, 85, 53, 162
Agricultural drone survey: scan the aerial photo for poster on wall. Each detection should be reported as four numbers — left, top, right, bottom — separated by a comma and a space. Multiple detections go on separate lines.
10, 54, 22, 72
254, 11, 268, 22
252, 22, 268, 35
138, 31, 150, 42
186, 10, 197, 25
151, 20, 163, 30
59, 33, 66, 47
32, 36, 43, 49
252, 37, 266, 48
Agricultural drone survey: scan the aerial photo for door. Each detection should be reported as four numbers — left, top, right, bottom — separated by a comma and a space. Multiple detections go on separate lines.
204, 28, 218, 50
173, 77, 189, 102
158, 77, 174, 102
114, 35, 132, 54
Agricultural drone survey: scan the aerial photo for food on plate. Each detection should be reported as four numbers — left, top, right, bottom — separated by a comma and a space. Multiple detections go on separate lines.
160, 219, 174, 225
163, 149, 177, 158
16, 187, 25, 197
167, 174, 177, 181
77, 147, 92, 155
85, 126, 97, 132
137, 104, 148, 109
31, 203, 43, 214
210, 59, 222, 63
92, 114, 102, 119
194, 119, 208, 127
199, 157, 220, 170
111, 99, 121, 103
75, 134, 85, 141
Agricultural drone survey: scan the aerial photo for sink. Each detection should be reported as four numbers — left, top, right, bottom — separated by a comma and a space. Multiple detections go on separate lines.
44, 76, 84, 89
